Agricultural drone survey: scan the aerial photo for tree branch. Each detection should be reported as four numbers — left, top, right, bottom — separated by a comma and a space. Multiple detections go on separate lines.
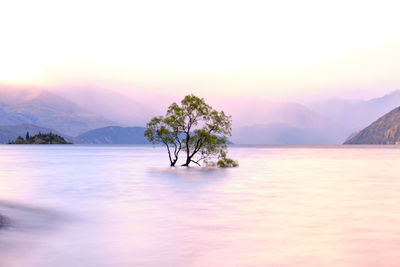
190, 159, 201, 166
163, 141, 173, 165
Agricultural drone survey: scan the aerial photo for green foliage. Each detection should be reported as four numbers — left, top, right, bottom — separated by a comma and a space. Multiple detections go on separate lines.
217, 150, 239, 168
8, 132, 72, 144
145, 94, 238, 167
13, 136, 26, 144
144, 116, 182, 166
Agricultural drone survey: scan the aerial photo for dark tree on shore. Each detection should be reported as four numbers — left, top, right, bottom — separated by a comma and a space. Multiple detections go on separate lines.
144, 94, 238, 167
8, 132, 71, 144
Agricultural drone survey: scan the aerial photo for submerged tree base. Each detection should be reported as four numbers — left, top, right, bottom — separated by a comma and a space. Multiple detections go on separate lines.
217, 157, 239, 168
204, 151, 239, 168
0, 214, 11, 229
216, 150, 238, 168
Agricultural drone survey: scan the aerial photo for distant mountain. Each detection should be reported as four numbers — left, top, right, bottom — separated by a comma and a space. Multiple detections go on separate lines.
310, 90, 400, 133
232, 122, 347, 145
344, 106, 400, 144
229, 101, 347, 144
0, 123, 73, 144
0, 87, 117, 136
3, 86, 400, 145
76, 126, 148, 144
222, 100, 339, 129
56, 87, 156, 126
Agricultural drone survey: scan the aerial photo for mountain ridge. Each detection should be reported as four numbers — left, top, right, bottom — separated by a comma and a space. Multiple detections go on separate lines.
0, 87, 118, 136
310, 89, 400, 133
2, 86, 400, 144
344, 106, 400, 144
76, 126, 148, 144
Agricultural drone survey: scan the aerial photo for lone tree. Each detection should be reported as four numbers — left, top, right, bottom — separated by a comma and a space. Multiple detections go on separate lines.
145, 94, 237, 167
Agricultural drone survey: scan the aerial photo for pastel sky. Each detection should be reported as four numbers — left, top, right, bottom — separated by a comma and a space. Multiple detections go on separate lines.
1, 0, 400, 100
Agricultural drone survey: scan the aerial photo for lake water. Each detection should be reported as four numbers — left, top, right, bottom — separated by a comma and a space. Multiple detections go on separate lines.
1, 145, 400, 266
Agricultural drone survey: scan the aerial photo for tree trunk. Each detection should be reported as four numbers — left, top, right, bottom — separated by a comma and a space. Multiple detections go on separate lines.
182, 157, 191, 167
183, 132, 191, 167
170, 160, 177, 167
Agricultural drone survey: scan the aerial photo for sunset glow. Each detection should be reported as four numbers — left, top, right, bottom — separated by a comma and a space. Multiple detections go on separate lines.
3, 2, 400, 266
1, 0, 400, 98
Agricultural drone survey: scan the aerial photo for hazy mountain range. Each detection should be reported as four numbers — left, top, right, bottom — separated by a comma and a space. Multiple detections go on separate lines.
344, 106, 400, 144
1, 86, 400, 144
309, 90, 400, 132
55, 87, 157, 126
0, 88, 115, 136
76, 126, 147, 144
230, 90, 400, 144
229, 101, 347, 144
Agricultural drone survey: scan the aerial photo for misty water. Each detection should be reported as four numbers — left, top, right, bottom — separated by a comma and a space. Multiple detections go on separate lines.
1, 145, 400, 266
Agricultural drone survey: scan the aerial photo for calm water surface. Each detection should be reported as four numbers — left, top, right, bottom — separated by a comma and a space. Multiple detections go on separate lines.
0, 145, 400, 266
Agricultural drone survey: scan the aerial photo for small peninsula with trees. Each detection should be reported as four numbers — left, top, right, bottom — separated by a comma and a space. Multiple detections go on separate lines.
8, 132, 72, 144
145, 94, 238, 167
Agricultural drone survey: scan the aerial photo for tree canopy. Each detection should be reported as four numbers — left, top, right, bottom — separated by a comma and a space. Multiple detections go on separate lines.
145, 94, 238, 167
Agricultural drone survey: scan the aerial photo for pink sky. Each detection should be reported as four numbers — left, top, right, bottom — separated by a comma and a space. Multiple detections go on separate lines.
1, 0, 400, 101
